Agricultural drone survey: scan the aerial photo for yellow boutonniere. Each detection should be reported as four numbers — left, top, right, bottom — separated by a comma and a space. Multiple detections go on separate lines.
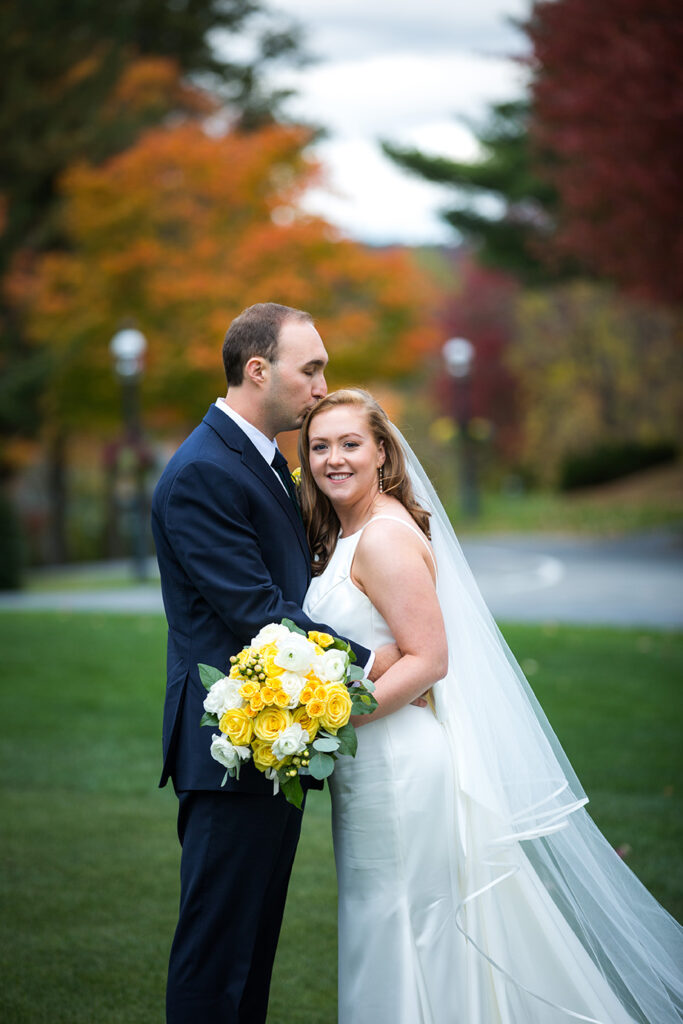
291, 466, 301, 487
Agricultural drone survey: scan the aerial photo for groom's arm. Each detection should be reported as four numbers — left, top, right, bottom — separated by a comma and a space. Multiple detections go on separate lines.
162, 458, 372, 665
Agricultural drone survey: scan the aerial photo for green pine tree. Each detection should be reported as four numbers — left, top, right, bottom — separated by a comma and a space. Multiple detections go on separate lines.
382, 99, 573, 285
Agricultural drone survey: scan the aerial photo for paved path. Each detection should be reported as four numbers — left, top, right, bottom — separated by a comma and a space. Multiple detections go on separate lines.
463, 530, 682, 628
1, 530, 681, 628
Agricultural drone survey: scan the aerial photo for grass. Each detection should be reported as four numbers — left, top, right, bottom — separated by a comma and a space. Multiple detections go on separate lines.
26, 573, 160, 593
451, 485, 683, 537
435, 460, 683, 537
24, 560, 160, 593
0, 613, 681, 1023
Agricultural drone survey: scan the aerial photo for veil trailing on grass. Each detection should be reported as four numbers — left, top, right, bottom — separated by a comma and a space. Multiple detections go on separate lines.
398, 427, 683, 1023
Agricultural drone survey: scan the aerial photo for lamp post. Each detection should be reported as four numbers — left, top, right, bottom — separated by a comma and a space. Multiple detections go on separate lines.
110, 327, 148, 579
442, 336, 479, 519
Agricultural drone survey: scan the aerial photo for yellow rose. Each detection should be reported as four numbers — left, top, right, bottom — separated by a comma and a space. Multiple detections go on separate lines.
314, 684, 329, 700
234, 649, 252, 669
249, 692, 265, 712
299, 682, 316, 704
252, 739, 283, 772
273, 689, 291, 709
307, 631, 334, 648
229, 665, 246, 680
293, 706, 319, 741
244, 705, 257, 718
306, 698, 326, 718
254, 707, 292, 743
319, 684, 352, 733
239, 680, 260, 700
262, 643, 283, 679
219, 708, 254, 746
291, 466, 301, 486
261, 686, 276, 705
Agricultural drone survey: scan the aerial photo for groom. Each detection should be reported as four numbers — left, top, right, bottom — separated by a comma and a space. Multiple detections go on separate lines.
152, 303, 393, 1023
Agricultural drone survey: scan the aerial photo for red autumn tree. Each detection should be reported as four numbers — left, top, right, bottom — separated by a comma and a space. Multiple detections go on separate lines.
526, 0, 683, 305
437, 256, 521, 462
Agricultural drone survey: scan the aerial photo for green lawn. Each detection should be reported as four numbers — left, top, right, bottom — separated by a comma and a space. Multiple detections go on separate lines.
451, 487, 683, 537
0, 613, 681, 1023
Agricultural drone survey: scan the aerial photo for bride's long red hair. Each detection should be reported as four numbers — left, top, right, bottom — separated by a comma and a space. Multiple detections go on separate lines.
298, 388, 430, 576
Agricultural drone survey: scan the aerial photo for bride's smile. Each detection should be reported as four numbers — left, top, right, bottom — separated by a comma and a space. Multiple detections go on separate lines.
307, 406, 385, 531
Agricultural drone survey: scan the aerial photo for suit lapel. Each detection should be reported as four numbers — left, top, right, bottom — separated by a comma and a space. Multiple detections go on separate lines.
203, 406, 310, 567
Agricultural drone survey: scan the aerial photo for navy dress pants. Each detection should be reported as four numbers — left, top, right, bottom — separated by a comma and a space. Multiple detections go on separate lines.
166, 789, 305, 1024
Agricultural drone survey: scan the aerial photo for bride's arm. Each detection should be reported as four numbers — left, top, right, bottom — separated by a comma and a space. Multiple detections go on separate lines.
350, 520, 448, 726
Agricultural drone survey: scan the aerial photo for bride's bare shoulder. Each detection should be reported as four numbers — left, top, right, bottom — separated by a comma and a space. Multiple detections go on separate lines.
352, 501, 437, 599
355, 500, 433, 567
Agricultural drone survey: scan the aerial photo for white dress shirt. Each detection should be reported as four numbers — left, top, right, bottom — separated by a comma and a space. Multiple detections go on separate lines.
213, 397, 375, 675
215, 397, 287, 491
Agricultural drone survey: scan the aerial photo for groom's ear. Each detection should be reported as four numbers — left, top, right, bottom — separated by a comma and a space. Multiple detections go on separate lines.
244, 356, 269, 386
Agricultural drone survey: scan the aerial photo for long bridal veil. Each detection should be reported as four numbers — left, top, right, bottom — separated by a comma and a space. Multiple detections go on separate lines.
398, 429, 683, 1023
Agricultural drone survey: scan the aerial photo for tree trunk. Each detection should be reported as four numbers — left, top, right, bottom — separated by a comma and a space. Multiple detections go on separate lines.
45, 427, 68, 564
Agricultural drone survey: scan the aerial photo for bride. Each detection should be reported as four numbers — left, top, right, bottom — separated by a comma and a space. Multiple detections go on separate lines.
300, 388, 682, 1024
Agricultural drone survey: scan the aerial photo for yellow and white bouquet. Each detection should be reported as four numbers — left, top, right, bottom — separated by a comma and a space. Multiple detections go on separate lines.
199, 619, 377, 807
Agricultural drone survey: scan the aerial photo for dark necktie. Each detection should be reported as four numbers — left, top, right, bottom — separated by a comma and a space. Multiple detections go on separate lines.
271, 449, 302, 517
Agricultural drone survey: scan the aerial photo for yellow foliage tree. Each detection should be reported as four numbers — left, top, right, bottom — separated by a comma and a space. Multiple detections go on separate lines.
8, 120, 439, 437
509, 281, 683, 484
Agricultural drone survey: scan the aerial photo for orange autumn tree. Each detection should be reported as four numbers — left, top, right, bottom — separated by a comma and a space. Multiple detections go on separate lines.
9, 119, 438, 440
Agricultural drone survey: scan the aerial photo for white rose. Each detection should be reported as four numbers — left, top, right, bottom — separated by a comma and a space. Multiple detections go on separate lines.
251, 623, 292, 650
203, 677, 245, 716
278, 670, 307, 709
317, 648, 349, 682
273, 633, 315, 674
210, 734, 252, 770
271, 723, 310, 760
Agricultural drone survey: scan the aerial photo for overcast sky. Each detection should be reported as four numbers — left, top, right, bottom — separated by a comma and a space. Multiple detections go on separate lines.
264, 0, 532, 244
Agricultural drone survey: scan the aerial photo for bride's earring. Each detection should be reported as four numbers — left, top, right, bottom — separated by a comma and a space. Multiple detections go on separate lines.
378, 465, 384, 493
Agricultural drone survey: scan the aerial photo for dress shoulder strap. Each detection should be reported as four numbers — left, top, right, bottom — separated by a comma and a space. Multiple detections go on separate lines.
359, 515, 437, 575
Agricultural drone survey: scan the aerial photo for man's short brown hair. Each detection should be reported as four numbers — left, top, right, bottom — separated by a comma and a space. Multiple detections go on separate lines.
222, 303, 314, 386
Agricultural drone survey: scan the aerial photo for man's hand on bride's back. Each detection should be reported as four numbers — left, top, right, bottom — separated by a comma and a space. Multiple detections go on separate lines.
369, 642, 401, 681
370, 644, 428, 707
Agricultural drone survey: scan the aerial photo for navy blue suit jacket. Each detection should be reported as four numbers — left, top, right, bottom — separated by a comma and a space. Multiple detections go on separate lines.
151, 404, 371, 793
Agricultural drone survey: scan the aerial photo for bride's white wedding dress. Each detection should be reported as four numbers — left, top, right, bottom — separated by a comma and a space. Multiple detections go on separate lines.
303, 511, 681, 1024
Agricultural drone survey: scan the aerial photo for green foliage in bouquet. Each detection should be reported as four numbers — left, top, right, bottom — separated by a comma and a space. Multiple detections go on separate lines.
199, 619, 377, 807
